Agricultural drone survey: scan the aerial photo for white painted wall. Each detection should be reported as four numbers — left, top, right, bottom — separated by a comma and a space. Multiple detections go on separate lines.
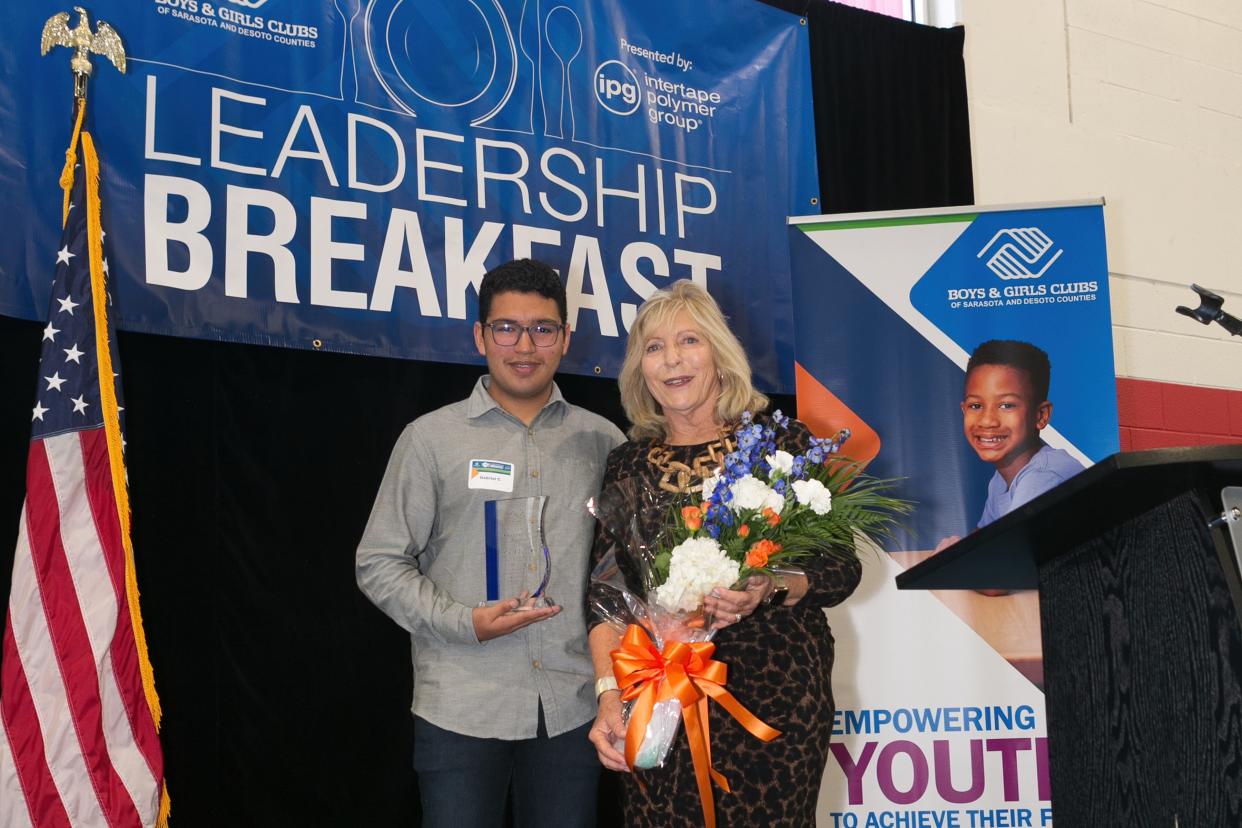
959, 0, 1242, 389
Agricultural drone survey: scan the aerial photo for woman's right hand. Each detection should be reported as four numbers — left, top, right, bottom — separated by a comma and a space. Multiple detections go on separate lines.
589, 691, 630, 772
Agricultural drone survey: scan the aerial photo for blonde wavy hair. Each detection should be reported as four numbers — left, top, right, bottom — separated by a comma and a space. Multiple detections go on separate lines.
619, 280, 768, 440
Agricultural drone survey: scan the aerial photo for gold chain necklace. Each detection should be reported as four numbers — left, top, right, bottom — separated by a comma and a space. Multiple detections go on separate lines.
646, 433, 737, 494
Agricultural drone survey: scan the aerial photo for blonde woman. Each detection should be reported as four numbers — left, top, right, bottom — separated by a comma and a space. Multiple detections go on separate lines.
585, 280, 861, 825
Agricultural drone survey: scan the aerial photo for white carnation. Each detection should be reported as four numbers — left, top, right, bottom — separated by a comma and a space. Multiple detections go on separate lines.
700, 472, 722, 502
765, 450, 795, 476
792, 478, 833, 515
655, 537, 741, 613
730, 475, 785, 515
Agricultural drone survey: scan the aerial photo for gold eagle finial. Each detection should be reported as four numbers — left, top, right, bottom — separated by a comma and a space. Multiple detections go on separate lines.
41, 7, 126, 99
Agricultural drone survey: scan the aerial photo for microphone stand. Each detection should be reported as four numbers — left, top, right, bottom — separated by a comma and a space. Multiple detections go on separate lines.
1174, 283, 1242, 544
1176, 283, 1242, 336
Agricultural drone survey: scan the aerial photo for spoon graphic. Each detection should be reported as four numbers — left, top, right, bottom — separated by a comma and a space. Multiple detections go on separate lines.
515, 0, 540, 133
542, 6, 582, 139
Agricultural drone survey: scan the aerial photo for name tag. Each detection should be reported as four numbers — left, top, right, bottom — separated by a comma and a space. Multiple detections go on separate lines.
468, 459, 515, 492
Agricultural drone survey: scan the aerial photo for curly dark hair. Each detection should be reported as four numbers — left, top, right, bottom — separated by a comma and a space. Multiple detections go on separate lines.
965, 340, 1051, 402
477, 259, 567, 323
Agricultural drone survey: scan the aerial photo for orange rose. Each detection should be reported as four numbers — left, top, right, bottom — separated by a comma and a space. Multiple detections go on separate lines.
737, 523, 751, 539
745, 539, 782, 569
681, 505, 703, 532
762, 507, 782, 527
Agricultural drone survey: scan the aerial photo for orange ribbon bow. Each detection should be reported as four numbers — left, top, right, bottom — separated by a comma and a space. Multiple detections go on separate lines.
610, 624, 781, 828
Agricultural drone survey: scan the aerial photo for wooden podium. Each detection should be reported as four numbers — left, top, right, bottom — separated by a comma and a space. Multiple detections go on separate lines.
897, 446, 1242, 825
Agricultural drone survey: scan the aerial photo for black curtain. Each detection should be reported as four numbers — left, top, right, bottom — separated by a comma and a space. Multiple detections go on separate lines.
762, 0, 974, 213
0, 4, 971, 825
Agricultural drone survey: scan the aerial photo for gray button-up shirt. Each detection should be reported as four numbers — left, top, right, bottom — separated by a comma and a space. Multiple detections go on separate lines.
357, 377, 624, 739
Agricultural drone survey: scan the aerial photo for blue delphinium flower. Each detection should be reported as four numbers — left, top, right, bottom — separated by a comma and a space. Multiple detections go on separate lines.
771, 409, 789, 429
737, 424, 760, 456
772, 478, 788, 496
791, 456, 807, 478
737, 429, 755, 449
707, 522, 722, 539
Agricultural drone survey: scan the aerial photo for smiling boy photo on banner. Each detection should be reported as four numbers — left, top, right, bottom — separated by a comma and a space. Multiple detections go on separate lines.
787, 200, 1117, 827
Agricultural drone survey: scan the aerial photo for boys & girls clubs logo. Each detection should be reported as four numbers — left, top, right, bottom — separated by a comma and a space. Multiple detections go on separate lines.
977, 227, 1063, 281
942, 225, 1098, 310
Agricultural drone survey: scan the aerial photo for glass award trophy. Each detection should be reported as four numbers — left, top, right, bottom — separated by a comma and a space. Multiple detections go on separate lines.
483, 495, 555, 609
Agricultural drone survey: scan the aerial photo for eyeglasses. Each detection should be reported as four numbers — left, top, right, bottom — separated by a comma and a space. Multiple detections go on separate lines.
483, 321, 565, 348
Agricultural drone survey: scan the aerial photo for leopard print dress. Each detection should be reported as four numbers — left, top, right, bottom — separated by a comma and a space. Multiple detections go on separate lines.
588, 419, 862, 827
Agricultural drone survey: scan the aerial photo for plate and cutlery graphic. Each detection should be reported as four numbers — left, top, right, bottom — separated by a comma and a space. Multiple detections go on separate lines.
362, 0, 584, 136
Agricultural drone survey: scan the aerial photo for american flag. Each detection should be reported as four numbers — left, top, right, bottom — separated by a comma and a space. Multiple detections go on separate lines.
0, 127, 167, 826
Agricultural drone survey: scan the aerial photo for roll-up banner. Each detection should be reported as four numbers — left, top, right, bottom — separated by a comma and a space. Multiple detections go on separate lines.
789, 200, 1117, 827
0, 0, 818, 391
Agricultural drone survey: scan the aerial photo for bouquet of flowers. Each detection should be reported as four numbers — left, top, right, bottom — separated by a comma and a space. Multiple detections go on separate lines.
588, 411, 910, 772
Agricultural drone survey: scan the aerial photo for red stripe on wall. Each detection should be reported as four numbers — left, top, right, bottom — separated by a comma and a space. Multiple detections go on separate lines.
1116, 377, 1242, 447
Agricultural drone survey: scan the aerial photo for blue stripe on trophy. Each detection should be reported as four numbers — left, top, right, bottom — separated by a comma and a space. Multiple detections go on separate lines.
484, 500, 499, 602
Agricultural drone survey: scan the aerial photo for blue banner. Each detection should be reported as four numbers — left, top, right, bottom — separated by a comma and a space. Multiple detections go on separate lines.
790, 202, 1116, 545
789, 201, 1116, 826
0, 0, 818, 391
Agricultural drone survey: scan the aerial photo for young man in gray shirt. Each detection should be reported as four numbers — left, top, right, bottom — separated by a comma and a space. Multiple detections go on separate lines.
357, 259, 624, 827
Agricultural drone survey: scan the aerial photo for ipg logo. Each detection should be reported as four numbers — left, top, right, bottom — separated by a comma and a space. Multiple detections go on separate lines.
977, 227, 1063, 280
594, 60, 640, 116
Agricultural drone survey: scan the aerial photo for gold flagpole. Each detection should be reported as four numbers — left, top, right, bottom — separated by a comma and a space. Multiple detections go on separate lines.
37, 12, 170, 828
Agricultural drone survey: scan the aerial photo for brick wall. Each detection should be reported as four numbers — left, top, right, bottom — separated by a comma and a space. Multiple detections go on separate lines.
960, 0, 1242, 391
1117, 377, 1242, 451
